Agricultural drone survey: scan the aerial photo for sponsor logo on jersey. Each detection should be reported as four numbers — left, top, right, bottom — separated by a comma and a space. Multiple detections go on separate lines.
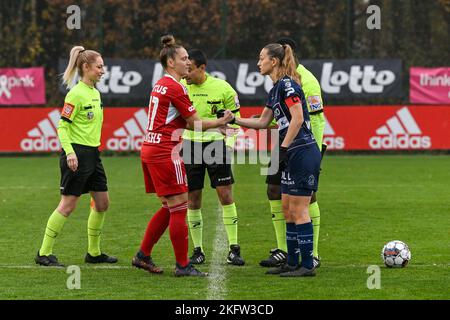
20, 109, 61, 151
323, 115, 345, 150
277, 116, 289, 130
369, 107, 431, 149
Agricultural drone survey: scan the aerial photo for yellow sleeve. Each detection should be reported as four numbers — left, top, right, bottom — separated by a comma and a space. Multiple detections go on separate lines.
310, 112, 326, 150
57, 91, 81, 154
223, 86, 241, 149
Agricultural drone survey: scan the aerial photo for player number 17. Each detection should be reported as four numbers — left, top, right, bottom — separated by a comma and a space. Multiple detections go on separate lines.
147, 96, 159, 131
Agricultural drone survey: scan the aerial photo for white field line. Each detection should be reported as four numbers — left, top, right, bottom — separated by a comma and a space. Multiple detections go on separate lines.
206, 204, 228, 300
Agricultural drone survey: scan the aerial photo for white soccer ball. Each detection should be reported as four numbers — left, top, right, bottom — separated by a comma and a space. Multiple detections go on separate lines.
381, 240, 411, 268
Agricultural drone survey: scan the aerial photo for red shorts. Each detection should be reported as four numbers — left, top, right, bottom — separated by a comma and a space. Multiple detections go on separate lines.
141, 158, 188, 197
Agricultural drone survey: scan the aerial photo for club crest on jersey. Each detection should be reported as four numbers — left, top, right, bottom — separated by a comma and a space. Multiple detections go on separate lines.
283, 78, 295, 96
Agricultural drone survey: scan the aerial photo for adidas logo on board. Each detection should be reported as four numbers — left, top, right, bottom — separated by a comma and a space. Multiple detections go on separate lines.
369, 107, 431, 149
20, 110, 61, 151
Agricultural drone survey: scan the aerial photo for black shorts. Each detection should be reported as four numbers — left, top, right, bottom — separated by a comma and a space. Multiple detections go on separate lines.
266, 143, 327, 186
60, 144, 108, 196
182, 140, 234, 191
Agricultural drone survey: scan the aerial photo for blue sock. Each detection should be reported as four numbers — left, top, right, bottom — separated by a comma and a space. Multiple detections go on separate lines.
286, 223, 299, 267
296, 222, 314, 269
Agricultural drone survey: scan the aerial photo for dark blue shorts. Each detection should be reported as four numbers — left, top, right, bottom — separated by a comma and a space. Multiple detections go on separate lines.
281, 142, 321, 196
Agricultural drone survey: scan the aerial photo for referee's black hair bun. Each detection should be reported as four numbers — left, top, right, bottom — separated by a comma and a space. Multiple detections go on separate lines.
277, 37, 297, 51
161, 35, 176, 47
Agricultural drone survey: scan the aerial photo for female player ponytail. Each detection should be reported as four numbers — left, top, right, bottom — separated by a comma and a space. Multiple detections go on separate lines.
62, 46, 101, 88
264, 43, 301, 85
281, 44, 301, 85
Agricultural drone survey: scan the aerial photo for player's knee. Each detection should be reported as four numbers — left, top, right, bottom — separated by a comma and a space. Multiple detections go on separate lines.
188, 200, 201, 210
217, 189, 233, 205
267, 184, 281, 200
188, 190, 202, 209
291, 208, 310, 224
188, 196, 201, 209
57, 201, 76, 216
95, 200, 109, 212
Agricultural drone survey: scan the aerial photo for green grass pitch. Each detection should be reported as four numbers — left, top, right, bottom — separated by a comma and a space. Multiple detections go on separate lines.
0, 155, 449, 300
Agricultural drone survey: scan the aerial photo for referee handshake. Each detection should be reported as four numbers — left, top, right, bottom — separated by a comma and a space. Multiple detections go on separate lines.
216, 109, 237, 124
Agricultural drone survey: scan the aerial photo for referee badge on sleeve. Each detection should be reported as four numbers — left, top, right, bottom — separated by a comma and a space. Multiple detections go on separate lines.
62, 103, 75, 118
87, 111, 94, 120
308, 96, 323, 111
234, 95, 240, 108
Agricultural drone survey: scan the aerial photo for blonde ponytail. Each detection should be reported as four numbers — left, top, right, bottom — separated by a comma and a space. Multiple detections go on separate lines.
62, 46, 101, 89
281, 45, 301, 85
62, 46, 85, 89
264, 43, 301, 85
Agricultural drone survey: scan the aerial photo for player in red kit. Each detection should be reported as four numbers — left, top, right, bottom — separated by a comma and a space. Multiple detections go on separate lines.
132, 35, 233, 277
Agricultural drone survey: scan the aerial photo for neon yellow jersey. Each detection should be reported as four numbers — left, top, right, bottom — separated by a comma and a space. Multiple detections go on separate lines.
296, 65, 325, 149
182, 74, 240, 144
58, 81, 103, 154
297, 64, 324, 114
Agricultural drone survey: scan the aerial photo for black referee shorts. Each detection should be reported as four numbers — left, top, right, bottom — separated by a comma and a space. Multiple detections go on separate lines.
60, 144, 108, 196
181, 140, 234, 191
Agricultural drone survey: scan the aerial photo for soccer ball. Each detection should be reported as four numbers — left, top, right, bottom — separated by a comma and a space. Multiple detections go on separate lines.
381, 240, 411, 268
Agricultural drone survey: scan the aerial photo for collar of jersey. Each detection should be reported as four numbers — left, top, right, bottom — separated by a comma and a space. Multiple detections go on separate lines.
164, 73, 179, 82
78, 80, 95, 89
190, 73, 211, 88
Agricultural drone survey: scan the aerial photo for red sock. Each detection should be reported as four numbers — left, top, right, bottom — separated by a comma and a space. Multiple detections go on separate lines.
140, 203, 170, 256
168, 202, 189, 267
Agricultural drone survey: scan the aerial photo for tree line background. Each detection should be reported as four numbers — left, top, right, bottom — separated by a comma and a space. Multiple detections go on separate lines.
0, 0, 449, 106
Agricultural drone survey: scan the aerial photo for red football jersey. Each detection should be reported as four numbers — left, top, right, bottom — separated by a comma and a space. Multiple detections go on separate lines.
141, 74, 196, 162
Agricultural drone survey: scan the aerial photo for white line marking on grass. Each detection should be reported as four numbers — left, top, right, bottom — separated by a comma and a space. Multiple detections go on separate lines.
206, 204, 228, 300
